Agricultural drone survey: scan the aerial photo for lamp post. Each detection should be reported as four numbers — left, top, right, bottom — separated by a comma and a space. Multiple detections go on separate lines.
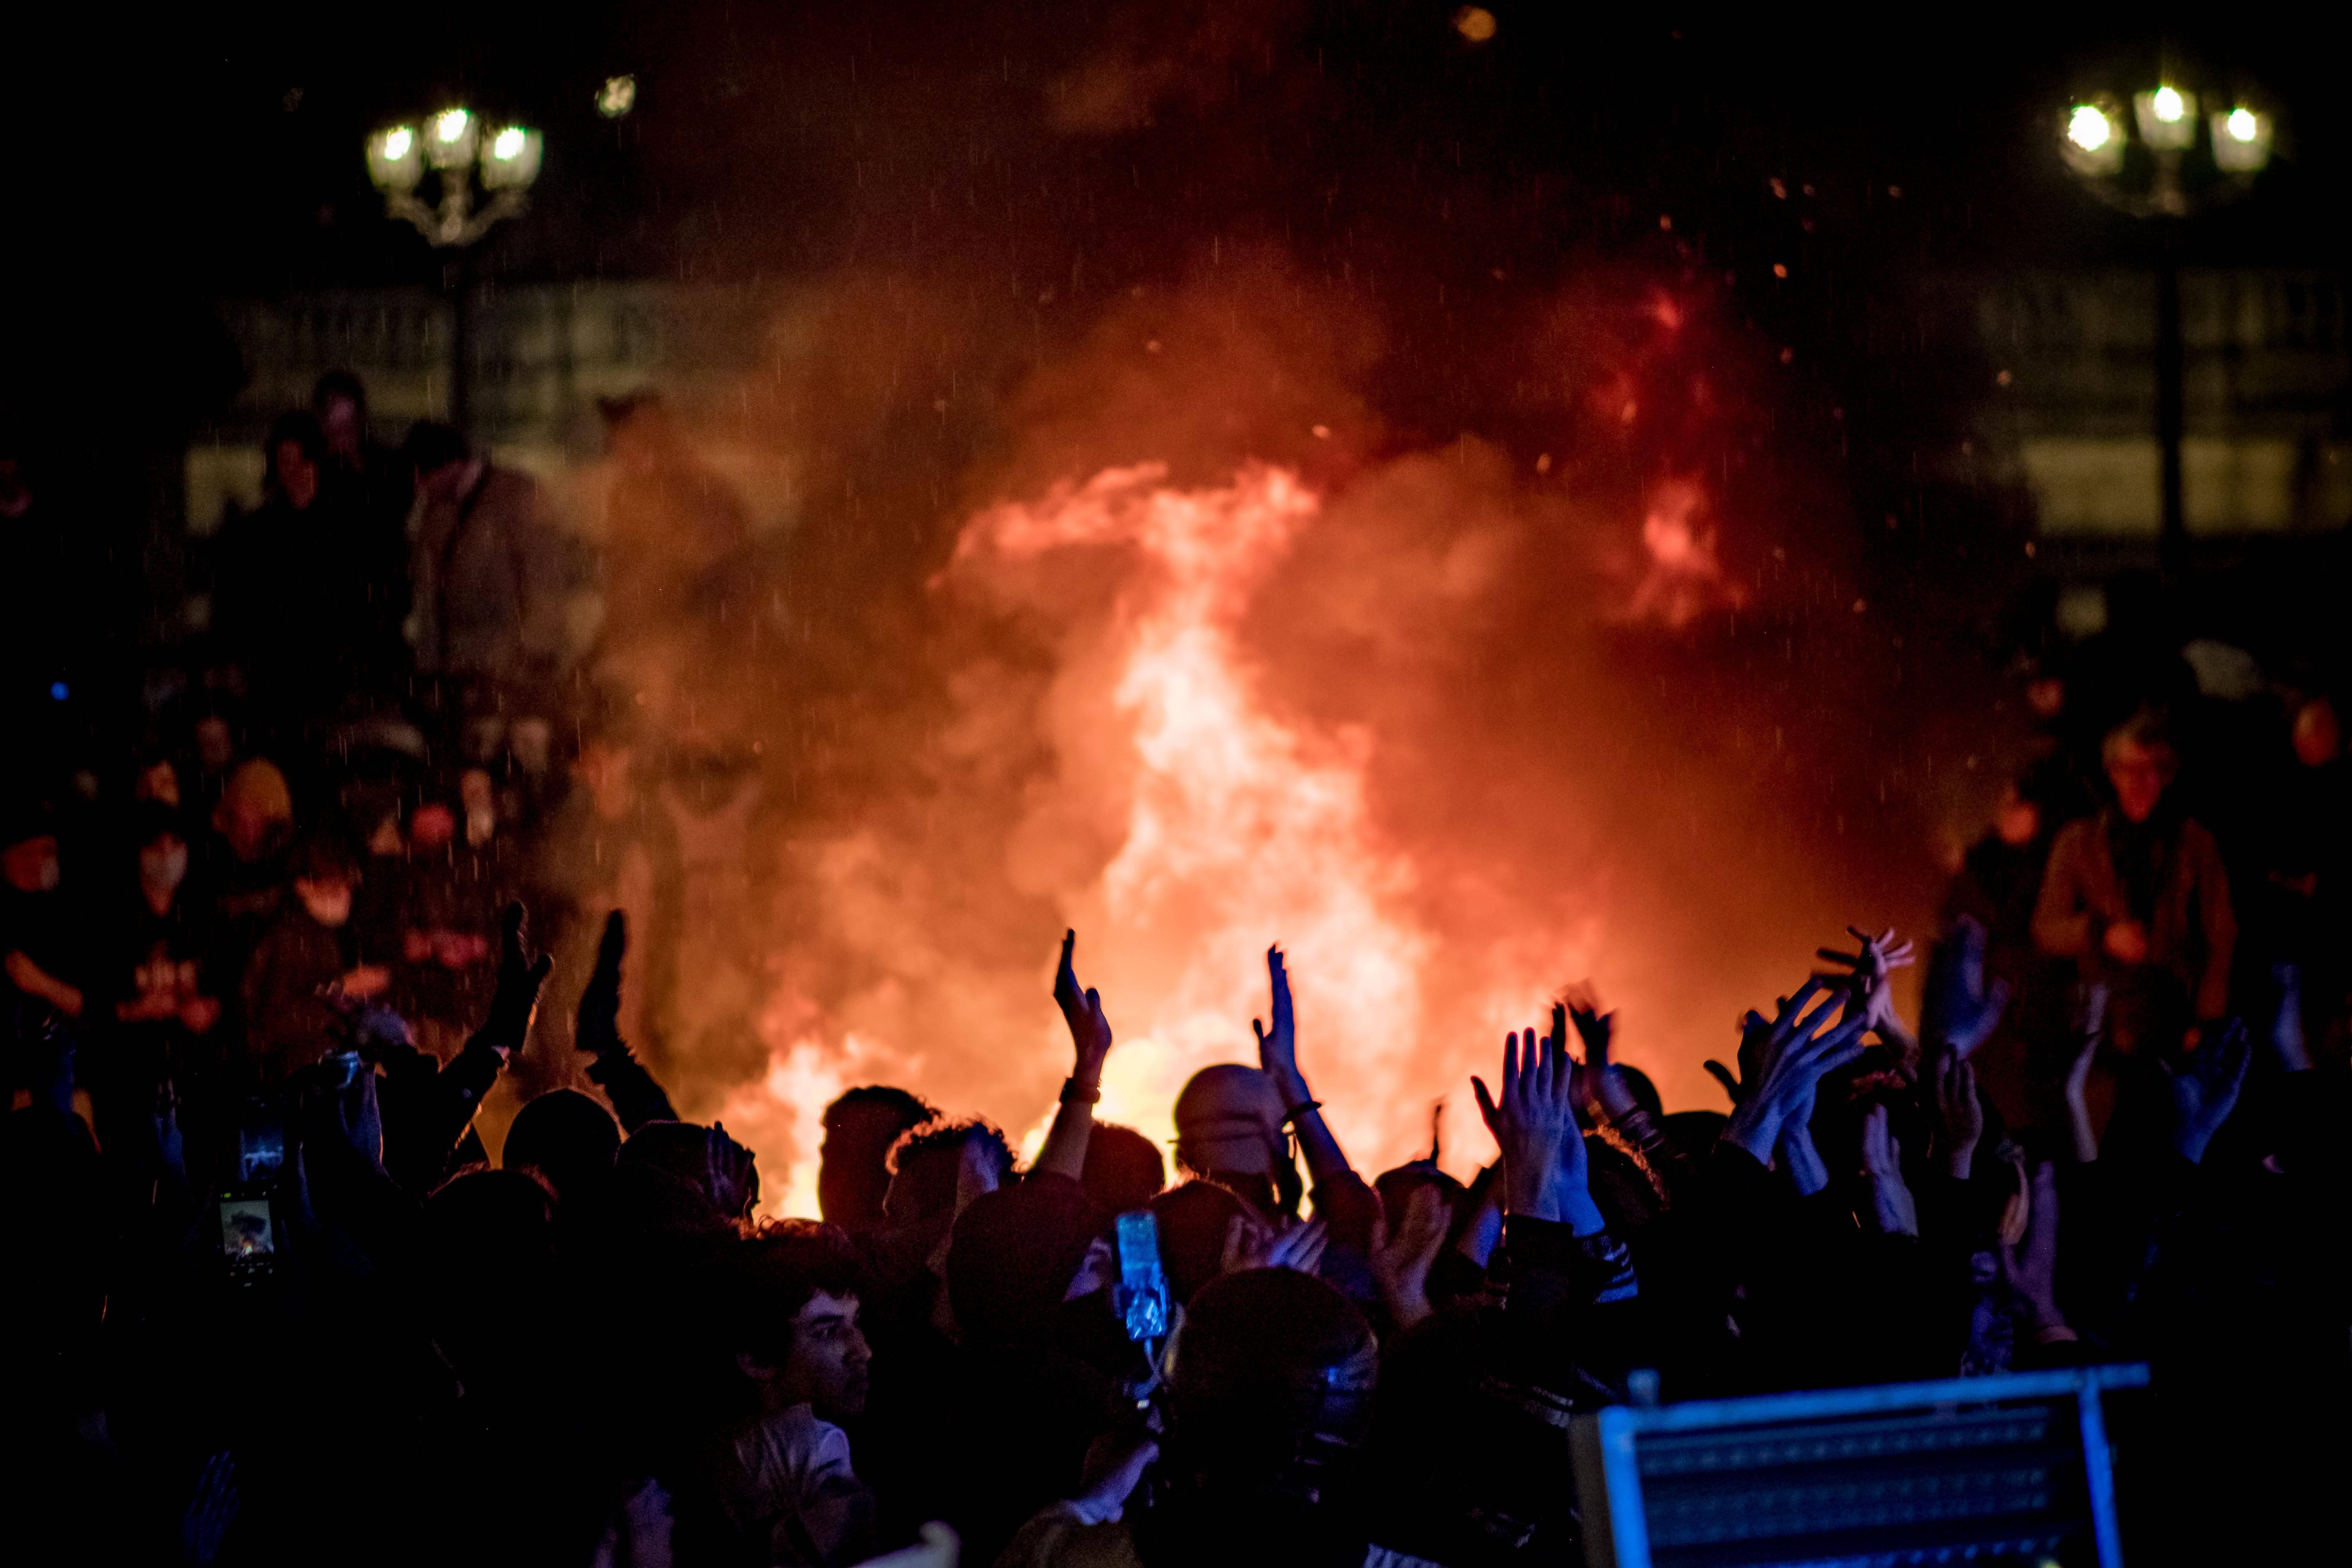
2056, 81, 2274, 571
365, 109, 544, 433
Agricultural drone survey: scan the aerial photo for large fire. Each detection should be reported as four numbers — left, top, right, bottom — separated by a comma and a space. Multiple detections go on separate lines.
721, 459, 1606, 1214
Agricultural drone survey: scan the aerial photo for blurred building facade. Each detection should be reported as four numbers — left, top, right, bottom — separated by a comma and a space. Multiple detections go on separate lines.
1982, 269, 2352, 544
185, 283, 801, 542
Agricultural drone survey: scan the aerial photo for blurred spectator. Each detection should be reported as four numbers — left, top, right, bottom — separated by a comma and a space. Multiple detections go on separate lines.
312, 371, 415, 691
239, 832, 384, 1078
396, 788, 506, 1060
2033, 711, 2236, 1062
403, 421, 572, 712
213, 411, 405, 731
2, 797, 88, 1028
204, 757, 294, 985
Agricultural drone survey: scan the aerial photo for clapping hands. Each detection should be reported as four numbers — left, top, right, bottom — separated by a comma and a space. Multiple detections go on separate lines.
1474, 1019, 1605, 1233
483, 902, 553, 1054
576, 909, 628, 1056
1719, 980, 1871, 1165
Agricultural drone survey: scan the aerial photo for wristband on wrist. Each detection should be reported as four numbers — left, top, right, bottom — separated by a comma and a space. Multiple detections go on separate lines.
1059, 1077, 1102, 1105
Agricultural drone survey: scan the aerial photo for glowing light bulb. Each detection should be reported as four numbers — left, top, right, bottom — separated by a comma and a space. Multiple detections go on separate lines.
436, 108, 470, 143
492, 126, 526, 160
2151, 85, 2184, 123
597, 74, 637, 118
2066, 104, 2112, 152
381, 126, 412, 161
2226, 107, 2258, 143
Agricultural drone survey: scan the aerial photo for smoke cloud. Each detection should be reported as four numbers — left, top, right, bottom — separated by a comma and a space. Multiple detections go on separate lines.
550, 241, 1971, 1217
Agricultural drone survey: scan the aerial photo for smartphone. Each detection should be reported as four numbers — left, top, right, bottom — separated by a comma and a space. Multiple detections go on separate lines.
235, 1117, 285, 1187
1111, 1209, 1171, 1344
218, 1194, 278, 1282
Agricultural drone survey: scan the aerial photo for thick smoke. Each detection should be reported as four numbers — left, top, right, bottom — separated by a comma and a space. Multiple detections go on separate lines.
560, 245, 1977, 1214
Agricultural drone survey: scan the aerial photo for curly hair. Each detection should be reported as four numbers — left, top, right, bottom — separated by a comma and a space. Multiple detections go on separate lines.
884, 1115, 1018, 1222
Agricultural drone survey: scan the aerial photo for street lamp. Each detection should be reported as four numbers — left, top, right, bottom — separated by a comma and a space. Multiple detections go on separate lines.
367, 107, 543, 248
2056, 75, 2275, 567
366, 107, 543, 433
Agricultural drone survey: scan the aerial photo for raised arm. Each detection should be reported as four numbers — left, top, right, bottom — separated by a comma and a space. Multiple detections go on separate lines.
1253, 945, 1359, 1193
1031, 929, 1114, 1182
575, 910, 678, 1131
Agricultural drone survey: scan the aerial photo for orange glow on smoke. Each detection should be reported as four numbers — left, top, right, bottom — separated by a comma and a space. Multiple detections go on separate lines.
710, 448, 1845, 1220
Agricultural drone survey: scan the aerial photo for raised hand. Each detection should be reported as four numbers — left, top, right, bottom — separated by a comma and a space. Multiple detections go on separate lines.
1249, 944, 1362, 1191
1474, 1024, 1604, 1232
1370, 1182, 1451, 1330
1857, 1103, 1918, 1238
180, 1451, 240, 1568
1035, 930, 1116, 1180
1817, 926, 1917, 1042
1054, 929, 1114, 1079
1931, 1052, 1985, 1181
1921, 916, 2011, 1060
1704, 998, 1774, 1108
1720, 980, 1871, 1165
1563, 989, 1641, 1124
483, 901, 553, 1053
576, 909, 628, 1056
2266, 962, 2314, 1074
338, 1058, 388, 1175
2000, 1160, 2069, 1339
2166, 1018, 2252, 1165
1252, 945, 1301, 1091
2062, 982, 2105, 1164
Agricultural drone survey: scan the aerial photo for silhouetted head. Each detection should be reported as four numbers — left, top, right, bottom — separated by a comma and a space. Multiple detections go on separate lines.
1081, 1121, 1167, 1214
1165, 1267, 1378, 1497
1150, 1180, 1253, 1306
882, 1115, 1015, 1227
946, 1175, 1104, 1348
620, 1120, 760, 1223
1174, 1064, 1299, 1217
818, 1084, 935, 1230
505, 1089, 624, 1207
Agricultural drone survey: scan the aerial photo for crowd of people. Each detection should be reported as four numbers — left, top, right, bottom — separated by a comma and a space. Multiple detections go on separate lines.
2, 375, 2348, 1566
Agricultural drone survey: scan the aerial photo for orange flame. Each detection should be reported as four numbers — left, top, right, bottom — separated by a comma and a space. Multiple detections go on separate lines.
962, 463, 1431, 1171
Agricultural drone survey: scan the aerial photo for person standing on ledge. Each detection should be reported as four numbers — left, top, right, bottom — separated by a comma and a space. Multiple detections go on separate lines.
401, 421, 573, 723
2033, 710, 2235, 1080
